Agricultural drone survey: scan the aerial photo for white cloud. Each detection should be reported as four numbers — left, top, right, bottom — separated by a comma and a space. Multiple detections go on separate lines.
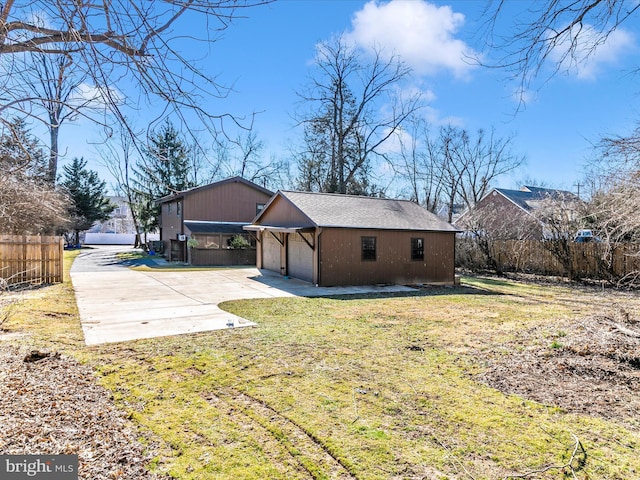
345, 0, 477, 78
549, 25, 634, 80
377, 126, 413, 155
70, 83, 123, 108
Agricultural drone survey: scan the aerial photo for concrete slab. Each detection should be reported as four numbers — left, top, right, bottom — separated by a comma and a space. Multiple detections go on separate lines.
71, 245, 415, 345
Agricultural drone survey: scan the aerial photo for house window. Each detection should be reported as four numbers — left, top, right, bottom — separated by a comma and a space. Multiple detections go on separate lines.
176, 201, 182, 216
167, 203, 172, 213
411, 237, 424, 261
256, 203, 265, 215
361, 236, 376, 261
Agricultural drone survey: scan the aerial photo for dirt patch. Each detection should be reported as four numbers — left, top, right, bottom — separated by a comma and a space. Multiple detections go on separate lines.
478, 306, 640, 425
0, 345, 169, 479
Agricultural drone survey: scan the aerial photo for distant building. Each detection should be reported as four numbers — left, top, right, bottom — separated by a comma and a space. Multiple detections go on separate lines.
454, 186, 578, 240
85, 196, 159, 245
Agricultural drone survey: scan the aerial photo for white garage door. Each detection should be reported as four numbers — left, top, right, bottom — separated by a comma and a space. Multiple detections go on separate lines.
262, 234, 281, 273
287, 233, 313, 283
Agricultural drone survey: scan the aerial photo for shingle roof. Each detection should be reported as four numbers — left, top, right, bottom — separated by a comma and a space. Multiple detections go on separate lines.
495, 186, 577, 213
278, 191, 457, 232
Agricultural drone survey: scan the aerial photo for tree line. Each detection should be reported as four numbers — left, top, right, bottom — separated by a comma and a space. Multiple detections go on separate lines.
2, 0, 640, 287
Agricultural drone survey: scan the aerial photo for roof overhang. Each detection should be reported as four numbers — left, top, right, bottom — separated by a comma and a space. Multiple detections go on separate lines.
243, 225, 316, 234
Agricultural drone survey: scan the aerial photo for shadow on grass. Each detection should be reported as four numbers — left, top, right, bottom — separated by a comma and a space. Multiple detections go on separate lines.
319, 284, 502, 301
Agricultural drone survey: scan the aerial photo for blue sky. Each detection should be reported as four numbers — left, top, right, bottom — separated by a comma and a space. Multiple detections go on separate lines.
59, 0, 640, 196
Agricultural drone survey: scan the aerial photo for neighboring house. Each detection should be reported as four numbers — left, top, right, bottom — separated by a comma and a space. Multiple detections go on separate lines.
85, 196, 159, 245
156, 176, 273, 263
454, 186, 578, 240
244, 191, 458, 287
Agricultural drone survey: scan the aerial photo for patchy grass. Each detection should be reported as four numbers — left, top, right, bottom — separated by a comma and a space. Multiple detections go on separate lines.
3, 256, 640, 479
2, 249, 84, 350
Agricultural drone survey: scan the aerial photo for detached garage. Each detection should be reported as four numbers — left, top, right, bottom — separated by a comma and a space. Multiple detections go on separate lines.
244, 191, 458, 287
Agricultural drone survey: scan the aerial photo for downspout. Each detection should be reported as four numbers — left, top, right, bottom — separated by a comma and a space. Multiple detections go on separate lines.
452, 231, 456, 285
180, 200, 186, 263
316, 227, 323, 286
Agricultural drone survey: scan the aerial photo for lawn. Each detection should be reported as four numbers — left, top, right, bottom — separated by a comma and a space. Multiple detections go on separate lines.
2, 252, 639, 479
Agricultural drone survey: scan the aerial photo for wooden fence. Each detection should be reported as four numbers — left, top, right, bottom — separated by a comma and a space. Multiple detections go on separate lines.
457, 239, 640, 281
0, 235, 64, 286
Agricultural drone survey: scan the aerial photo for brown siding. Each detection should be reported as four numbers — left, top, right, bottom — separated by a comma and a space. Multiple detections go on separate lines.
257, 195, 313, 227
161, 200, 184, 242
318, 228, 455, 286
183, 181, 271, 222
455, 192, 543, 240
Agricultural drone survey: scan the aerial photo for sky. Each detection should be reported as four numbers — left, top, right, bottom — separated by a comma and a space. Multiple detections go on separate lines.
57, 0, 640, 197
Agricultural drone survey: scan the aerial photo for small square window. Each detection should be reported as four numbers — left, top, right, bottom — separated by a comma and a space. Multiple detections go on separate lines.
256, 203, 265, 215
361, 236, 376, 261
411, 237, 424, 260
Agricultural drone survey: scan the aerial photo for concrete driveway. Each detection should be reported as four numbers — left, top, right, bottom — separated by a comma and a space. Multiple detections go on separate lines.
70, 246, 414, 345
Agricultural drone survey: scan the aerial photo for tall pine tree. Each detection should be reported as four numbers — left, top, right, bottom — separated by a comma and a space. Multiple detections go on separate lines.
133, 121, 196, 234
60, 157, 115, 244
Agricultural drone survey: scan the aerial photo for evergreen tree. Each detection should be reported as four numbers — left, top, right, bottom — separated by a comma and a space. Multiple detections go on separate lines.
133, 121, 197, 233
0, 118, 48, 180
60, 157, 115, 244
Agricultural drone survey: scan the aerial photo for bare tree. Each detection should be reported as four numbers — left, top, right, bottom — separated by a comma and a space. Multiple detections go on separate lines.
296, 34, 421, 195
480, 1, 639, 103
212, 131, 289, 190
534, 193, 587, 281
0, 175, 69, 234
585, 138, 640, 284
391, 115, 443, 211
456, 200, 541, 273
0, 120, 68, 234
0, 0, 271, 168
99, 121, 144, 247
14, 51, 97, 182
412, 125, 524, 222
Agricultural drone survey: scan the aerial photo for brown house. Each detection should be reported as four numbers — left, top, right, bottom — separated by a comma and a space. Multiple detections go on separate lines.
157, 177, 273, 263
455, 186, 577, 240
244, 191, 458, 287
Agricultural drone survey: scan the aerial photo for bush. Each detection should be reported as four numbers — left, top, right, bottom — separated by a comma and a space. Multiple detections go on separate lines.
229, 234, 251, 250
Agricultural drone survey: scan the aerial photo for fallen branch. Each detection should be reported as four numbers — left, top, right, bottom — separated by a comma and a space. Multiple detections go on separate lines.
613, 323, 640, 338
504, 433, 586, 479
430, 433, 477, 480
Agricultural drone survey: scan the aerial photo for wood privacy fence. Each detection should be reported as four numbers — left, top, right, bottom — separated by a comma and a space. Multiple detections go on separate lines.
457, 239, 640, 280
0, 235, 64, 286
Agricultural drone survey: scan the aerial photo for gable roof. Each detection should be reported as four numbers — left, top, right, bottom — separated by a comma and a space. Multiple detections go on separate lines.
156, 176, 273, 204
257, 191, 457, 232
494, 186, 577, 214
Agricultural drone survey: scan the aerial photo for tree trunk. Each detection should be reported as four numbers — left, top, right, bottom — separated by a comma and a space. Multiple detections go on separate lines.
49, 124, 59, 183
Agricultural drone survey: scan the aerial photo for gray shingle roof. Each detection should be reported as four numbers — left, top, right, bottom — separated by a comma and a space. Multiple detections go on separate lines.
495, 186, 577, 213
278, 191, 457, 232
